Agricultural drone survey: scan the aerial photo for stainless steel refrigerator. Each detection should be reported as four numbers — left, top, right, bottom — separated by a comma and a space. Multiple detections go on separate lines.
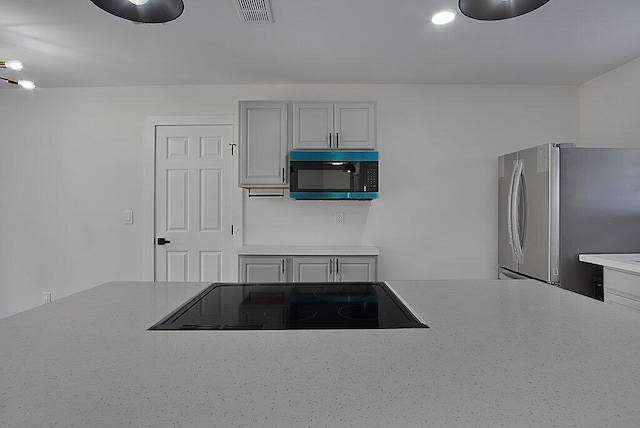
498, 143, 640, 299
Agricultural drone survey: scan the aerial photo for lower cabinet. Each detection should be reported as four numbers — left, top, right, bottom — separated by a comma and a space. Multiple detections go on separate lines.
603, 267, 640, 314
239, 255, 377, 283
239, 256, 287, 283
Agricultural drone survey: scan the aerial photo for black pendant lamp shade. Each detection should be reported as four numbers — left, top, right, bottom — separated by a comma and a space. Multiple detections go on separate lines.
459, 0, 551, 21
90, 0, 184, 24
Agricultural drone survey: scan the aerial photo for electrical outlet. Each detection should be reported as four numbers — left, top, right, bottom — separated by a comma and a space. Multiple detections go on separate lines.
336, 212, 344, 226
42, 292, 51, 304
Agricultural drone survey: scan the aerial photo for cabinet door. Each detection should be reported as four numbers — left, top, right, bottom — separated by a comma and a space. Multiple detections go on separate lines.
239, 256, 287, 283
239, 102, 289, 187
334, 103, 376, 150
292, 102, 333, 150
335, 256, 377, 282
292, 257, 333, 282
605, 292, 640, 313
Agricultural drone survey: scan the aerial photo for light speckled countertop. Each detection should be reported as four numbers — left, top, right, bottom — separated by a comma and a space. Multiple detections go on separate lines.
580, 253, 640, 274
237, 245, 380, 256
2, 280, 640, 427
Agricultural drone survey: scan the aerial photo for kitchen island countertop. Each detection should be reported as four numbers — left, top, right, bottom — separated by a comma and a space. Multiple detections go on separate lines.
580, 253, 640, 274
2, 280, 640, 427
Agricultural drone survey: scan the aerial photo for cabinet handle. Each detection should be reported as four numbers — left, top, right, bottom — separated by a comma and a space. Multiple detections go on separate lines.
336, 133, 339, 148
282, 259, 285, 274
336, 258, 339, 274
329, 133, 332, 148
329, 258, 333, 274
282, 168, 285, 183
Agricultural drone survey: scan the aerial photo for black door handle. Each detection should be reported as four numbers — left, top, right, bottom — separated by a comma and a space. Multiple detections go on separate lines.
157, 238, 171, 245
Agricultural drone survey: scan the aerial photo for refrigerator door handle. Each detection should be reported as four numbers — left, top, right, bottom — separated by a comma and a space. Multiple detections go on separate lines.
507, 160, 518, 261
512, 160, 525, 262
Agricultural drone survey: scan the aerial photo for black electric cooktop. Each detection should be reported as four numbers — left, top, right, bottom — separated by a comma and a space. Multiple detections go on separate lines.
149, 282, 428, 330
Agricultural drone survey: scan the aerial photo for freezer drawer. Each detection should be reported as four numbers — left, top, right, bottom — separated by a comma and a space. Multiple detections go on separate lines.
498, 268, 528, 280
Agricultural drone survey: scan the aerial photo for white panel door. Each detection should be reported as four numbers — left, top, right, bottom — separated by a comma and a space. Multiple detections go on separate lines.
155, 125, 234, 282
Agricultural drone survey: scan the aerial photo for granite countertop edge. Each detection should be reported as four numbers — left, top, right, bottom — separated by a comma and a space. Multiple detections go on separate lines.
580, 253, 640, 274
237, 245, 380, 256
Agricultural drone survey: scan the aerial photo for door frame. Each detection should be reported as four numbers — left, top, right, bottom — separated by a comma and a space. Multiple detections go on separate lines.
143, 115, 243, 281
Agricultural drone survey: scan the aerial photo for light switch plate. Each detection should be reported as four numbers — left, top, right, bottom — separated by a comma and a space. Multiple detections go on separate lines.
124, 210, 134, 224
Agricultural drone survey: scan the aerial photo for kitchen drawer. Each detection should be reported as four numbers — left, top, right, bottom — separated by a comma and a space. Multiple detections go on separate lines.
605, 291, 640, 314
604, 268, 640, 297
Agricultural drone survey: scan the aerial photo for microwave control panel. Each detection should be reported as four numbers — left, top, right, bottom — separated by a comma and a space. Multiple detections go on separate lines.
361, 162, 378, 191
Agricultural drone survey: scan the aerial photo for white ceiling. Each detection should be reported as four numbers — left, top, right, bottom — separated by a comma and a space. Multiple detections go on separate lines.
2, 0, 640, 88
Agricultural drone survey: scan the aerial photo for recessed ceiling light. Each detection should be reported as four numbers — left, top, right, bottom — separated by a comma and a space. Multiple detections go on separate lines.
432, 10, 456, 25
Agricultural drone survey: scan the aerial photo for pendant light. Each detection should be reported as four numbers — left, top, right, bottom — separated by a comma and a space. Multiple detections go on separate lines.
459, 0, 551, 21
90, 0, 184, 24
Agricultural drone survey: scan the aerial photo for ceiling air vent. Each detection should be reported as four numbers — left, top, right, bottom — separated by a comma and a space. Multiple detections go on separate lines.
234, 0, 273, 23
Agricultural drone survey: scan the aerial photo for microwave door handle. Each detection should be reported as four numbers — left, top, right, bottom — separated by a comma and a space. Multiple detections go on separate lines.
512, 160, 525, 262
507, 161, 518, 261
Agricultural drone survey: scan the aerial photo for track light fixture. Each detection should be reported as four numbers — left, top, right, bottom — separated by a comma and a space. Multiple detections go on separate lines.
90, 0, 184, 23
1, 60, 35, 90
1, 60, 23, 71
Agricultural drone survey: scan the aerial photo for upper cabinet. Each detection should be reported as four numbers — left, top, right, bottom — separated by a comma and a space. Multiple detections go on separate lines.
239, 101, 290, 188
293, 102, 376, 150
238, 100, 377, 188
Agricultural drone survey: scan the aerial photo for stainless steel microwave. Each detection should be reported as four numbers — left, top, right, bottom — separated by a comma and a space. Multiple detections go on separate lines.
289, 151, 379, 200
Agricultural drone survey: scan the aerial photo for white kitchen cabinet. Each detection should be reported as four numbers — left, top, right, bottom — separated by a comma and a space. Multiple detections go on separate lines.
336, 257, 377, 282
292, 256, 377, 282
239, 101, 290, 187
606, 291, 640, 312
603, 268, 640, 314
292, 257, 333, 282
239, 256, 287, 283
292, 102, 376, 150
239, 254, 377, 283
579, 254, 640, 314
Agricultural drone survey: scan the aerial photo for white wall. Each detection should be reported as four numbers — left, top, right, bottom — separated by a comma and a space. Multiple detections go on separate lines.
580, 56, 640, 147
0, 84, 579, 319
